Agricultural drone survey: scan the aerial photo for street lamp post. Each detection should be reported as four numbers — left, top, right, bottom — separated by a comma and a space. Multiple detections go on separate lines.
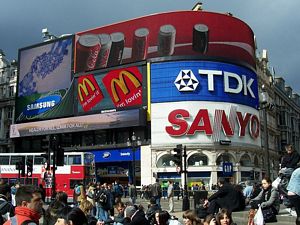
127, 132, 141, 186
259, 85, 271, 178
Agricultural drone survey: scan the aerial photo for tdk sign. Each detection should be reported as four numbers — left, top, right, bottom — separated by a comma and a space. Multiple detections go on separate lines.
151, 61, 259, 109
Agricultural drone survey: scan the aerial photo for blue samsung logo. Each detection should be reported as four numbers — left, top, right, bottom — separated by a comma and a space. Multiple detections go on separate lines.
151, 61, 259, 109
24, 95, 61, 116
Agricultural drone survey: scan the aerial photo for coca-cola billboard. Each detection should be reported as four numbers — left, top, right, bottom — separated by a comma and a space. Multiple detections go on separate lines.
75, 11, 255, 73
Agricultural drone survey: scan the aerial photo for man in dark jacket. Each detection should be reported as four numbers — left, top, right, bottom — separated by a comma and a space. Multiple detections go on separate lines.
123, 205, 150, 225
280, 144, 300, 176
204, 178, 242, 214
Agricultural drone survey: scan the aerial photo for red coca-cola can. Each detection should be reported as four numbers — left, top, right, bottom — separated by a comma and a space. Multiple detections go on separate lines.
76, 34, 101, 72
132, 28, 149, 61
157, 24, 176, 56
96, 33, 112, 68
107, 32, 125, 67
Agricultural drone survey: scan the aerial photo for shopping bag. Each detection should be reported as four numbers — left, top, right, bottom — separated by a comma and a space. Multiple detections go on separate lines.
253, 206, 264, 225
272, 177, 281, 189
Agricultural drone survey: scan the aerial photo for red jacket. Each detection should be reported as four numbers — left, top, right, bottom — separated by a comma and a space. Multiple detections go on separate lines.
4, 206, 40, 225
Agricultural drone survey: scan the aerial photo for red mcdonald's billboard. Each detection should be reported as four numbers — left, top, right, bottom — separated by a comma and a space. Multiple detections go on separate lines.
75, 11, 255, 73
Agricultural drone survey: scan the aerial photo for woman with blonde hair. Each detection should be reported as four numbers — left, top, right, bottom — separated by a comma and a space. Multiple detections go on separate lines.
79, 199, 98, 225
182, 210, 202, 225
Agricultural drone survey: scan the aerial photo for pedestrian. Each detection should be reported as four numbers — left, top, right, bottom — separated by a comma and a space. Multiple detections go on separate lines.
287, 167, 300, 225
43, 200, 70, 225
243, 180, 253, 205
4, 185, 43, 225
154, 211, 182, 225
167, 180, 174, 213
182, 210, 202, 225
113, 180, 124, 204
0, 183, 14, 224
94, 184, 109, 222
55, 206, 88, 225
128, 183, 137, 204
79, 199, 98, 225
203, 178, 242, 214
146, 197, 160, 225
249, 177, 280, 223
215, 208, 237, 225
123, 205, 150, 225
150, 179, 162, 209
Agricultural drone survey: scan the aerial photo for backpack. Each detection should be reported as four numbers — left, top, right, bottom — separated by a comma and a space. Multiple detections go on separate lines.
114, 184, 123, 197
98, 192, 107, 204
0, 200, 14, 225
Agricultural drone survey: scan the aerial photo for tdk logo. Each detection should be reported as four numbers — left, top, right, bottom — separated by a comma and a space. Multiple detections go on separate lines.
174, 70, 199, 92
174, 69, 255, 98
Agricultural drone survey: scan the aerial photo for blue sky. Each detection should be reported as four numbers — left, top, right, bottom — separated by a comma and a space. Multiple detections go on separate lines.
1, 0, 299, 93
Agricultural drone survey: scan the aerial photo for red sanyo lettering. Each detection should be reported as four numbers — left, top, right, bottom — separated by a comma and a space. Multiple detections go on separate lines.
165, 109, 260, 139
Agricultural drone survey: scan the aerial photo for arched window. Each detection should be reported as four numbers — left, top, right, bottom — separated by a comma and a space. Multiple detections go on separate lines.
240, 154, 252, 167
188, 153, 208, 166
157, 154, 176, 167
216, 153, 234, 166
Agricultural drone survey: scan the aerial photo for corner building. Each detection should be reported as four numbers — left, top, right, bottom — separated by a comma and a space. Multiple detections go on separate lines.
11, 10, 263, 188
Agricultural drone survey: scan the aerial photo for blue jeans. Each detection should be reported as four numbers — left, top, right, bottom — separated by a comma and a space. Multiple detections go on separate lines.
96, 205, 108, 221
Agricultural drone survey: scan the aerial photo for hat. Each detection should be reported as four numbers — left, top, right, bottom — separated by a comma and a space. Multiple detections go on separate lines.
125, 206, 137, 218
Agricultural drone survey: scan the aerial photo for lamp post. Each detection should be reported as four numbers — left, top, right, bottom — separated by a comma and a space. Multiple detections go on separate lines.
127, 132, 141, 187
259, 85, 271, 178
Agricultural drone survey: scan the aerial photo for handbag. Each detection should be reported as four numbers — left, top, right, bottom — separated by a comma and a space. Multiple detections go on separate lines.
262, 207, 277, 223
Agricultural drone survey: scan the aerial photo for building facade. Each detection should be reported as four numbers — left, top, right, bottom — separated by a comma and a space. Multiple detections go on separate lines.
0, 50, 17, 153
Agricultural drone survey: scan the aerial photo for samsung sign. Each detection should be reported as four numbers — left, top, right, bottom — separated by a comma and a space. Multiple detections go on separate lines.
23, 95, 61, 116
151, 61, 259, 109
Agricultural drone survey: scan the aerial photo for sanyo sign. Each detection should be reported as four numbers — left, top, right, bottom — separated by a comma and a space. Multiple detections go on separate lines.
151, 61, 259, 109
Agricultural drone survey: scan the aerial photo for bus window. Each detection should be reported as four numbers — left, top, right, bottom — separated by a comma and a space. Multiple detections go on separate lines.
34, 156, 46, 165
0, 156, 9, 165
84, 153, 94, 165
68, 155, 81, 165
11, 156, 24, 165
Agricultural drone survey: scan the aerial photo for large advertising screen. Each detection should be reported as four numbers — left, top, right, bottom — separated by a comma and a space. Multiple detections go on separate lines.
151, 101, 261, 147
74, 11, 255, 74
76, 65, 146, 114
16, 36, 74, 122
151, 61, 259, 109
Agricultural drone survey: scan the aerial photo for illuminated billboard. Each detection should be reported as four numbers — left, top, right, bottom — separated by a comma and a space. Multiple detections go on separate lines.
151, 101, 261, 147
76, 65, 146, 114
151, 61, 259, 109
15, 36, 74, 122
74, 11, 255, 74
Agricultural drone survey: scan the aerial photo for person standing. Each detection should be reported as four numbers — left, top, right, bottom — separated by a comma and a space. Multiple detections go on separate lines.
4, 185, 43, 225
128, 183, 137, 204
151, 179, 162, 209
167, 180, 174, 213
287, 167, 300, 225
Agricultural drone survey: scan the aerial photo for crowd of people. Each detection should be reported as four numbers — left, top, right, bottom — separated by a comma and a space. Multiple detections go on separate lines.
0, 145, 300, 225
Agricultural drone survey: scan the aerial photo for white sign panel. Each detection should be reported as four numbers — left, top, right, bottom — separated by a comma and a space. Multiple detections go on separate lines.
151, 101, 261, 147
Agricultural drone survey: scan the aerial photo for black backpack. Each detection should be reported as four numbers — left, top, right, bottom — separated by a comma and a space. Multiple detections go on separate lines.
98, 192, 107, 204
0, 200, 14, 225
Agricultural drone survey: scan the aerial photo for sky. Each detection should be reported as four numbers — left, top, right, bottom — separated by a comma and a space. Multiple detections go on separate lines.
1, 0, 299, 93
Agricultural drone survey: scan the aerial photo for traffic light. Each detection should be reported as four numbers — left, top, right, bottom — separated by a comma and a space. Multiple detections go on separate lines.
26, 159, 33, 177
56, 147, 64, 166
173, 144, 183, 171
41, 136, 50, 151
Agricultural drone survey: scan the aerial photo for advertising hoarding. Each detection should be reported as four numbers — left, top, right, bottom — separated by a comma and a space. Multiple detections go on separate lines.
10, 108, 146, 138
151, 101, 261, 147
74, 11, 255, 73
76, 65, 146, 114
151, 61, 259, 109
16, 36, 74, 122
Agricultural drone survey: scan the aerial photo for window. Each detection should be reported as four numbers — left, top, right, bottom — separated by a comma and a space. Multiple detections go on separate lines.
34, 156, 46, 165
188, 154, 208, 166
0, 156, 9, 165
68, 155, 82, 165
7, 107, 13, 120
9, 86, 14, 97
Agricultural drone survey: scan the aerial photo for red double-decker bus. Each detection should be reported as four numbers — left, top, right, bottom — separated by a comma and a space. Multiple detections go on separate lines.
0, 152, 95, 202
